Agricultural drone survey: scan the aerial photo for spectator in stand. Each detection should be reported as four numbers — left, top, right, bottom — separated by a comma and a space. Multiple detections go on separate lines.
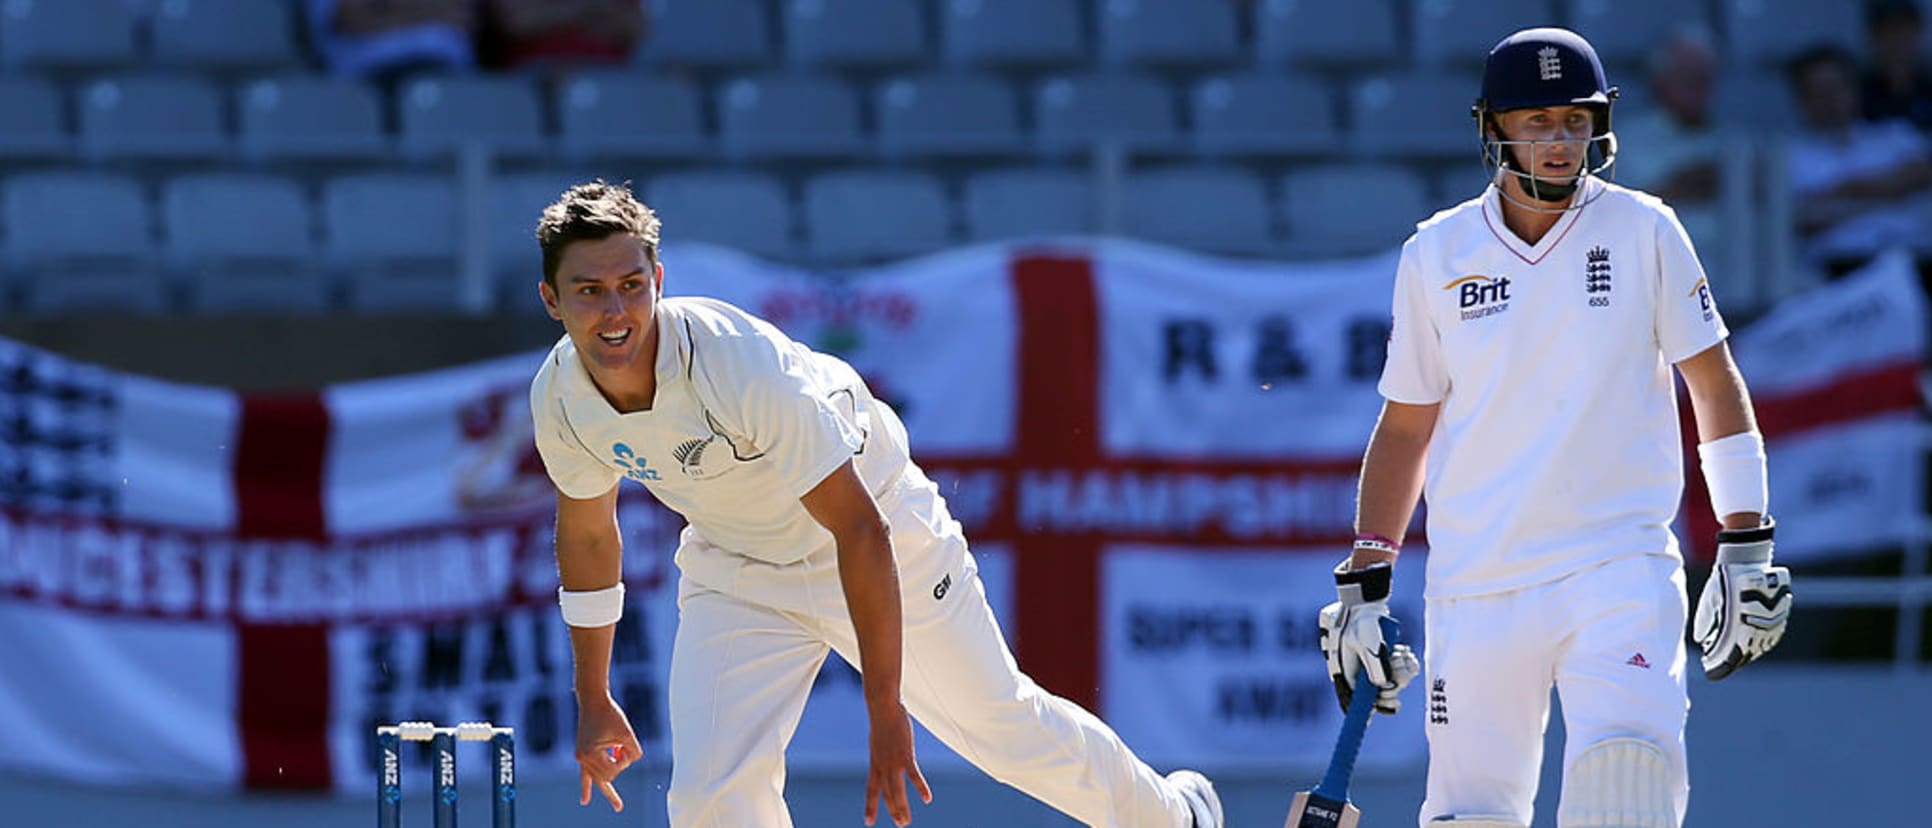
1613, 24, 1723, 246
480, 0, 648, 73
1861, 0, 1932, 131
1785, 43, 1932, 275
307, 0, 477, 85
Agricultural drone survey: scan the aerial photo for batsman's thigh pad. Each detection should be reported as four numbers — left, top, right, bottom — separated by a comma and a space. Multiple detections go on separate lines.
1428, 818, 1525, 827
1552, 556, 1689, 822
1556, 738, 1676, 828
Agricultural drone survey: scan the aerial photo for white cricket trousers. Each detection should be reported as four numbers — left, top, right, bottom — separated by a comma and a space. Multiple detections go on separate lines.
1418, 553, 1691, 827
666, 468, 1192, 828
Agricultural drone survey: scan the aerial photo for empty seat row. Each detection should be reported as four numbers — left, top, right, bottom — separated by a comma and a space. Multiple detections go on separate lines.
0, 0, 1871, 78
0, 67, 1810, 167
630, 0, 1874, 73
1, 0, 301, 73
0, 70, 1432, 165
0, 164, 1456, 312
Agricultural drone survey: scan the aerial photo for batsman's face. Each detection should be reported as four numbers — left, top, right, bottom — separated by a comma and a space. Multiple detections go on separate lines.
541, 234, 663, 376
1494, 105, 1595, 183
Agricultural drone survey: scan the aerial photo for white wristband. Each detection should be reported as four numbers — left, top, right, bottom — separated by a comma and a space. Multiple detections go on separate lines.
1698, 431, 1768, 521
558, 583, 625, 628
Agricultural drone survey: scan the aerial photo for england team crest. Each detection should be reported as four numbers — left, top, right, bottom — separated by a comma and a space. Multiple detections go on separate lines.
1586, 246, 1612, 307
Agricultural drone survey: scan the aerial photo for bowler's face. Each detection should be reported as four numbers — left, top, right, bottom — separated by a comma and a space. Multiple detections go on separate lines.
541, 234, 663, 377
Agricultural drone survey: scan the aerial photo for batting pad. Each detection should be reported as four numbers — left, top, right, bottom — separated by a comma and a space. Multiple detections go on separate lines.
1557, 738, 1675, 828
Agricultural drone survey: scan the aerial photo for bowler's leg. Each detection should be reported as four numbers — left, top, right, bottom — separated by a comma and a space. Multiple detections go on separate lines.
833, 540, 1196, 828
666, 580, 828, 828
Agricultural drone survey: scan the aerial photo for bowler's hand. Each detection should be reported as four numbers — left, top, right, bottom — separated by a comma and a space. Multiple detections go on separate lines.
574, 692, 642, 812
865, 704, 932, 827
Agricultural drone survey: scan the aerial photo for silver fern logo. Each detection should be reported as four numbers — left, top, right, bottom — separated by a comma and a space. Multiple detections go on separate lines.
673, 437, 711, 476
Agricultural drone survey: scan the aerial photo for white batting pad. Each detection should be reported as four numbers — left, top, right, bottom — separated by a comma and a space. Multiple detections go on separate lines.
1557, 738, 1676, 828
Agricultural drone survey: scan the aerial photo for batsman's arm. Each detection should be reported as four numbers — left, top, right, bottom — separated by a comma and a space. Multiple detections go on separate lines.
1352, 400, 1439, 568
1676, 342, 1764, 530
554, 483, 625, 701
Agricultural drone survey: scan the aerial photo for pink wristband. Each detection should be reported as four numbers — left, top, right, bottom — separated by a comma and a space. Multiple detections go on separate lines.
1353, 532, 1400, 556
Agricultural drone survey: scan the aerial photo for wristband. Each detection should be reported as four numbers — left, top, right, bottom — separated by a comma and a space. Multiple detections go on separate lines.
1698, 431, 1768, 521
558, 583, 625, 628
1353, 532, 1401, 557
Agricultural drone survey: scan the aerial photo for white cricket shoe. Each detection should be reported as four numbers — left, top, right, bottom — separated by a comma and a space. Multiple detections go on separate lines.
1165, 769, 1224, 828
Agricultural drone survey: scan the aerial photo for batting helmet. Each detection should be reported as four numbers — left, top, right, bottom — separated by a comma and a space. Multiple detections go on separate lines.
1472, 27, 1619, 206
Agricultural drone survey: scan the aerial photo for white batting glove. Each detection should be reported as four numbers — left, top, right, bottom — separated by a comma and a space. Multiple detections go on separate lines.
1693, 519, 1793, 680
1318, 561, 1419, 715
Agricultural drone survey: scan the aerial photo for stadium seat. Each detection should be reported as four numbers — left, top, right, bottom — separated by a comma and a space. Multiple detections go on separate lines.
322, 174, 460, 311
0, 78, 68, 160
1348, 73, 1485, 160
939, 0, 1084, 69
645, 170, 796, 260
488, 171, 590, 306
1121, 166, 1275, 256
717, 73, 866, 160
397, 76, 548, 160
150, 0, 300, 73
162, 173, 325, 313
783, 0, 926, 69
1253, 0, 1400, 68
1562, 0, 1707, 71
77, 75, 227, 163
1280, 164, 1430, 256
635, 0, 772, 69
237, 76, 389, 163
1723, 0, 1862, 68
803, 170, 954, 264
875, 73, 1024, 159
557, 72, 706, 161
1432, 163, 1501, 208
1033, 73, 1181, 155
2, 171, 164, 312
0, 0, 137, 72
962, 167, 1096, 241
1411, 0, 1556, 68
1191, 73, 1338, 158
1097, 0, 1241, 68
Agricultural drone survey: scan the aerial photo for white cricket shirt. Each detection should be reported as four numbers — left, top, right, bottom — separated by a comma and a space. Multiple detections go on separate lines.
1380, 177, 1728, 599
529, 297, 914, 565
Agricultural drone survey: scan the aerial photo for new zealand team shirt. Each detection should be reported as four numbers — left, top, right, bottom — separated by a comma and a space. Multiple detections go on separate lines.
529, 297, 913, 565
1379, 177, 1729, 599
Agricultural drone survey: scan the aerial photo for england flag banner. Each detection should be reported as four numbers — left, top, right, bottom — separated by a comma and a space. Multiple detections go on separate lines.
0, 239, 1919, 793
1681, 250, 1927, 562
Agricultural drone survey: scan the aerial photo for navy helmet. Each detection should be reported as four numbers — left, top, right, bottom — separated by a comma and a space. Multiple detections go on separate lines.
1472, 28, 1619, 205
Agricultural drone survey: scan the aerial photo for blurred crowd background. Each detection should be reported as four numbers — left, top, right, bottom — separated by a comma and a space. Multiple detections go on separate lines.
0, 1, 1925, 826
0, 0, 1926, 316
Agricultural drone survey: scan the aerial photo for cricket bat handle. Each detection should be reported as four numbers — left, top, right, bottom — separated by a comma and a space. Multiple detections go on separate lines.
1313, 616, 1401, 801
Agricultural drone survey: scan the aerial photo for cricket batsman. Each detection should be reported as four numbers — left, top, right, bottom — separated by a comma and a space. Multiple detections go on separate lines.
1316, 27, 1794, 828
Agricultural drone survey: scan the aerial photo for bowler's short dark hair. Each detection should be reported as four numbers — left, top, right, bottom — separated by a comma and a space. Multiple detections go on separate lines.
536, 180, 661, 287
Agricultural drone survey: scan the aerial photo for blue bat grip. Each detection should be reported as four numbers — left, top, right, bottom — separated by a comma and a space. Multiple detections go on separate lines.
1312, 615, 1401, 801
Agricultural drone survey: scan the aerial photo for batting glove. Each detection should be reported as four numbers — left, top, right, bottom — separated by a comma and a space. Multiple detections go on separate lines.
1318, 561, 1419, 715
1693, 519, 1793, 680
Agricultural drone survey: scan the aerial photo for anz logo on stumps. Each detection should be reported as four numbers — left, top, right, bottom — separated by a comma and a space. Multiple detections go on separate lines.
1444, 274, 1512, 322
611, 442, 661, 482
